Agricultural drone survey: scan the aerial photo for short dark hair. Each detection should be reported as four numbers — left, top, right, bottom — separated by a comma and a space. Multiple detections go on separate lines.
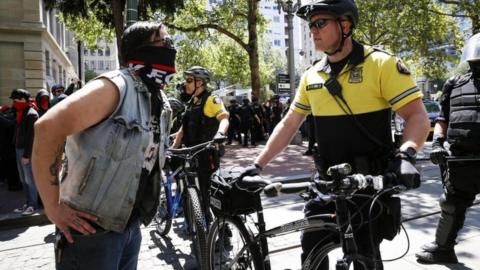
121, 21, 164, 65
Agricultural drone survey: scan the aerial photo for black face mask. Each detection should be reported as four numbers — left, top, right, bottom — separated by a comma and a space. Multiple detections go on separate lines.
177, 82, 192, 103
469, 61, 480, 79
127, 46, 177, 90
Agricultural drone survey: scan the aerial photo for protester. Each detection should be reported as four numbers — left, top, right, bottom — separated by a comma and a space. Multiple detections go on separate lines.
32, 21, 175, 270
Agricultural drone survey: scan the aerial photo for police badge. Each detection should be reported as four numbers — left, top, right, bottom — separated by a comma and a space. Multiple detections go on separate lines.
349, 67, 363, 83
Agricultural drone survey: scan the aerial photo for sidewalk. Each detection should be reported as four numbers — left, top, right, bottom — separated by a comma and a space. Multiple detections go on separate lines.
0, 140, 315, 230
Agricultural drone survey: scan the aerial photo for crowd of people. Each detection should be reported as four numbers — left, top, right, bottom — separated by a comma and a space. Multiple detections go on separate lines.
0, 82, 79, 216
0, 0, 479, 269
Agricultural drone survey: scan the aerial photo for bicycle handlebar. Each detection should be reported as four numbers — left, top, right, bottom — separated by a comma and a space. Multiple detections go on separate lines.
168, 138, 223, 158
264, 174, 401, 198
445, 155, 480, 162
237, 176, 272, 191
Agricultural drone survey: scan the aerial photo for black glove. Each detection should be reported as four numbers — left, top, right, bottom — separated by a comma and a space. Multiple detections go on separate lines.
213, 131, 227, 143
239, 163, 262, 179
387, 153, 421, 190
430, 135, 449, 165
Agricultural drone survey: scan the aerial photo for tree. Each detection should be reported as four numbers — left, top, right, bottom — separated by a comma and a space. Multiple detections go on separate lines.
355, 0, 463, 80
163, 0, 265, 98
84, 68, 98, 83
174, 32, 286, 95
434, 0, 480, 34
45, 0, 184, 66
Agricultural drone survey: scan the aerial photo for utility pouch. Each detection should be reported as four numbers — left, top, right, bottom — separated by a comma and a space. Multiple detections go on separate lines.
379, 195, 402, 241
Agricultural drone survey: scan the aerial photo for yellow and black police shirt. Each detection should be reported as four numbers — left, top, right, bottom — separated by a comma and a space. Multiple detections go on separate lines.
291, 40, 423, 163
193, 94, 229, 120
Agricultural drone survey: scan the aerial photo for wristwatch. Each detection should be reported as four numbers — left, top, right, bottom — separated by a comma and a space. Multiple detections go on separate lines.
400, 146, 417, 163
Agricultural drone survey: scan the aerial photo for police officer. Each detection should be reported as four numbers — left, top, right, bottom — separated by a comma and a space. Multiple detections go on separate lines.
251, 96, 265, 141
238, 98, 258, 147
226, 99, 241, 145
416, 33, 480, 264
172, 66, 229, 213
240, 0, 430, 269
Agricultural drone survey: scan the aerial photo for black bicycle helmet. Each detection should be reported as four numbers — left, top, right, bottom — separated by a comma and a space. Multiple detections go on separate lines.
167, 97, 185, 116
296, 0, 359, 27
183, 66, 212, 82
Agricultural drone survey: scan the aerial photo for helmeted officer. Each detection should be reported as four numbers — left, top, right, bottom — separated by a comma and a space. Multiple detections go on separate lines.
172, 66, 229, 214
238, 98, 258, 147
416, 33, 480, 264
239, 0, 430, 269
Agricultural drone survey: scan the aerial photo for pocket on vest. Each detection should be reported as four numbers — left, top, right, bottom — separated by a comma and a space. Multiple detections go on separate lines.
106, 116, 144, 161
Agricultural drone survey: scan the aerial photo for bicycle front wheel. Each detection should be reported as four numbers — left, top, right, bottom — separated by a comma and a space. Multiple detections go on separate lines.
185, 187, 208, 269
154, 176, 172, 236
207, 216, 263, 270
303, 241, 342, 270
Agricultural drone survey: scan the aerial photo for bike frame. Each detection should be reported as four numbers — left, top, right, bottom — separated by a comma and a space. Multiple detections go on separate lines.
221, 194, 378, 270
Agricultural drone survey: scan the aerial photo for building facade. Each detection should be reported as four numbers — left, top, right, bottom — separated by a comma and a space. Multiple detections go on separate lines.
0, 0, 78, 104
82, 39, 119, 79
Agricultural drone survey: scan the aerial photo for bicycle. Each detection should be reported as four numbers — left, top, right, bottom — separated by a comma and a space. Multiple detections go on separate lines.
154, 139, 221, 269
206, 163, 405, 270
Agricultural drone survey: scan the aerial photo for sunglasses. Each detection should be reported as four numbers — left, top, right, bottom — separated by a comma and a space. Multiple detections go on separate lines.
309, 18, 335, 30
186, 78, 197, 84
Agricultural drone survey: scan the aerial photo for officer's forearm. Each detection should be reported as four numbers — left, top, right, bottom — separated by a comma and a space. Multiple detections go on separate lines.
172, 127, 183, 148
218, 117, 229, 134
401, 113, 430, 152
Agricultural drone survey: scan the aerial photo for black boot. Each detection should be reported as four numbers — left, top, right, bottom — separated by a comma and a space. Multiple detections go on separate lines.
416, 242, 458, 264
416, 198, 466, 264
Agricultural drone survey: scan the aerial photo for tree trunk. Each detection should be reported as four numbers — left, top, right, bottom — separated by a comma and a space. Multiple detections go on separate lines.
247, 0, 261, 99
111, 0, 125, 67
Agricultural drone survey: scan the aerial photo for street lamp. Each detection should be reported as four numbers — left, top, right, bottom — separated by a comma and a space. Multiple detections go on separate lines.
277, 0, 302, 98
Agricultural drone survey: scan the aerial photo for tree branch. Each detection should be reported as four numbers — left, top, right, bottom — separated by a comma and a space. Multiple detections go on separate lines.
165, 23, 249, 51
426, 8, 467, 18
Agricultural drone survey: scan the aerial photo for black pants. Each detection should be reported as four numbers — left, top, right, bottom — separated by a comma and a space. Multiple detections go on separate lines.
301, 193, 384, 270
436, 159, 480, 245
241, 121, 255, 146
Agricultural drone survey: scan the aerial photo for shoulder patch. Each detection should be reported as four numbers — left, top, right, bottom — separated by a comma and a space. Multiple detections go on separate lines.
212, 96, 222, 104
396, 60, 411, 75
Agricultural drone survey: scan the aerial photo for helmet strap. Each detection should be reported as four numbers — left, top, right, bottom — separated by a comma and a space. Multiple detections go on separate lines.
324, 19, 353, 56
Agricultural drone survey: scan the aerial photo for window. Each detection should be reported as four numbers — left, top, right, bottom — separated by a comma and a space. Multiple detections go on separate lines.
98, 60, 104, 70
98, 49, 103, 56
63, 70, 66, 86
83, 48, 89, 55
90, 49, 96, 56
52, 59, 57, 82
274, 40, 281, 46
273, 16, 280, 22
105, 46, 111, 56
90, 60, 95, 69
84, 61, 89, 70
58, 65, 63, 85
45, 50, 51, 76
105, 61, 111, 70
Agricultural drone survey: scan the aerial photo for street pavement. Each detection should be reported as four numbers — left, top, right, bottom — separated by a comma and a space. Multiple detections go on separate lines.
0, 141, 479, 269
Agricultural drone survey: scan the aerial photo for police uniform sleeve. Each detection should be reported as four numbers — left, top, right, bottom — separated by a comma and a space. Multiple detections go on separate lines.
204, 95, 229, 119
380, 56, 423, 111
291, 73, 311, 115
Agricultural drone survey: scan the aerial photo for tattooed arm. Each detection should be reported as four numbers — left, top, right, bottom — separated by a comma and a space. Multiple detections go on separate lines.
32, 78, 119, 242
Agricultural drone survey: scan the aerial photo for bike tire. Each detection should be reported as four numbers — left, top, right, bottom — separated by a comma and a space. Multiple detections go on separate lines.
207, 216, 263, 270
303, 241, 342, 270
186, 187, 208, 269
154, 176, 172, 236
